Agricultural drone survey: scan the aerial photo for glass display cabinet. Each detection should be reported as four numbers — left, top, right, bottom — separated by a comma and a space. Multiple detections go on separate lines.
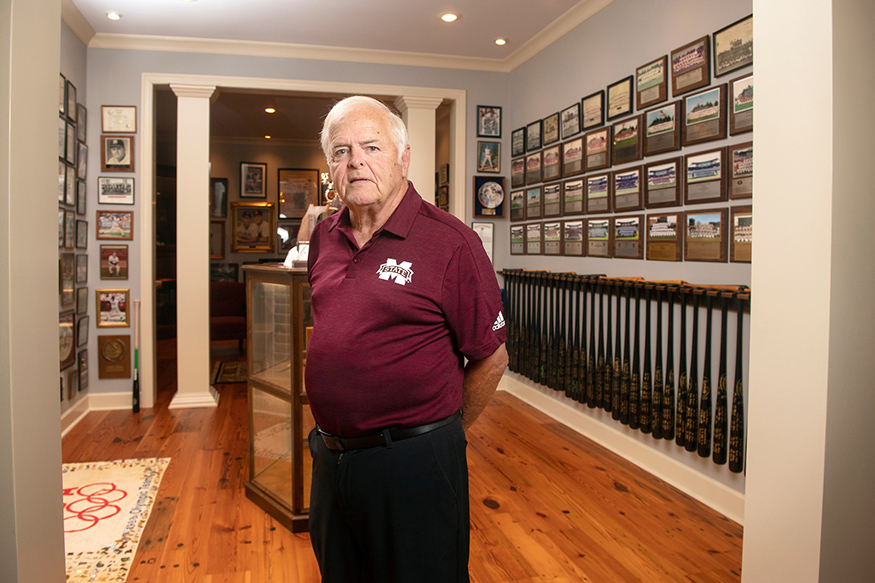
242, 264, 313, 533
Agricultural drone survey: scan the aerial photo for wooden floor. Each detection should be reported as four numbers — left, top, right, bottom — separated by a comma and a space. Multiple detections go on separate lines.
61, 339, 742, 582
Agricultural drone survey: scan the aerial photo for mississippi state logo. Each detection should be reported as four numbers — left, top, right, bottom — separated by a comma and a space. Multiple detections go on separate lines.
376, 258, 413, 286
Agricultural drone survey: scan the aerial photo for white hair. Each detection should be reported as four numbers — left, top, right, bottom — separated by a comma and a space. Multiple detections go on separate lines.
320, 96, 409, 164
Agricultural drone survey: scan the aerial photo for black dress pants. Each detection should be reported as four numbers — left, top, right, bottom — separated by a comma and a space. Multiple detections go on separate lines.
307, 417, 470, 583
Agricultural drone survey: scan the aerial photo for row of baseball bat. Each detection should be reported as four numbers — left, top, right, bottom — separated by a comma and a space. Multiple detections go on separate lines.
501, 269, 749, 473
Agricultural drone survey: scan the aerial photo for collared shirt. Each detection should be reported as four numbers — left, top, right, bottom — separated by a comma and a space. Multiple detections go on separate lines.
305, 182, 506, 437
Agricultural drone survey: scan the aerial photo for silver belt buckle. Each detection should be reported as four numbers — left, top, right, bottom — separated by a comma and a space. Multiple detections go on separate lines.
318, 429, 345, 451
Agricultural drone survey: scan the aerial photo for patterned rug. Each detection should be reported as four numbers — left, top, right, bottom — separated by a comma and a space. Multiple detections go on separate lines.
211, 360, 248, 384
63, 458, 170, 583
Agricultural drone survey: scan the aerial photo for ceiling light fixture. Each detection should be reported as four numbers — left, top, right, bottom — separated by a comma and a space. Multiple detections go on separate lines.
495, 38, 507, 46
264, 135, 272, 139
264, 107, 276, 114
440, 13, 458, 23
106, 10, 122, 21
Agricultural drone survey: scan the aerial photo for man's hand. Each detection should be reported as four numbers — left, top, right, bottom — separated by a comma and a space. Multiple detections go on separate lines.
461, 343, 508, 431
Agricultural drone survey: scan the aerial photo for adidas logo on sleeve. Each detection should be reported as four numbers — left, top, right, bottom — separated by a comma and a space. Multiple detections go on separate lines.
492, 311, 506, 331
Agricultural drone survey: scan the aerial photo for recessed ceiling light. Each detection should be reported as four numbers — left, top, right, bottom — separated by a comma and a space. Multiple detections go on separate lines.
264, 107, 276, 114
495, 38, 507, 46
264, 135, 272, 139
106, 10, 122, 21
441, 13, 458, 23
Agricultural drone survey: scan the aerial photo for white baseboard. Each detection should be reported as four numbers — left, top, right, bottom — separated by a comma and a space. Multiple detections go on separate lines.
60, 397, 91, 437
88, 391, 137, 411
168, 385, 220, 409
498, 374, 745, 524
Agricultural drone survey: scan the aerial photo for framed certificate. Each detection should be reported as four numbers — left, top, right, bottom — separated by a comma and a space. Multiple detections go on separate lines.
563, 219, 585, 256
670, 36, 710, 96
561, 102, 581, 139
645, 157, 682, 208
587, 217, 613, 258
584, 128, 611, 172
682, 84, 727, 146
613, 214, 644, 259
525, 222, 543, 255
636, 56, 668, 110
714, 15, 753, 77
611, 115, 643, 165
562, 179, 584, 215
526, 120, 542, 151
646, 213, 684, 261
643, 101, 681, 156
730, 205, 753, 263
729, 141, 753, 199
542, 112, 560, 146
729, 74, 754, 135
582, 90, 605, 129
511, 127, 526, 157
607, 76, 634, 120
685, 208, 728, 262
585, 173, 611, 214
612, 166, 643, 212
684, 148, 726, 205
101, 105, 137, 134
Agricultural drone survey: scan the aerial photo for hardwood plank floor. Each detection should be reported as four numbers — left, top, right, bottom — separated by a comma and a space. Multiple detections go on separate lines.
61, 340, 742, 582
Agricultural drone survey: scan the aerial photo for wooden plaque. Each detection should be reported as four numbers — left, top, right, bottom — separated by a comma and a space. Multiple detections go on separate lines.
729, 141, 753, 199
585, 173, 611, 214
543, 221, 563, 255
525, 222, 543, 255
563, 219, 585, 256
97, 334, 131, 379
561, 138, 584, 177
525, 151, 542, 185
729, 73, 753, 135
584, 128, 611, 171
643, 101, 681, 156
510, 190, 526, 222
587, 216, 613, 258
542, 181, 563, 218
612, 165, 643, 212
671, 36, 710, 96
731, 205, 753, 263
562, 179, 584, 216
682, 84, 727, 146
646, 212, 684, 261
636, 56, 668, 110
525, 186, 543, 220
684, 148, 726, 205
611, 115, 643, 165
613, 214, 644, 260
684, 207, 728, 263
645, 157, 682, 208
510, 224, 525, 255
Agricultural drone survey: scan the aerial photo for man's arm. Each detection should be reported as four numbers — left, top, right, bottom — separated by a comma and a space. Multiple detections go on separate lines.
461, 343, 508, 431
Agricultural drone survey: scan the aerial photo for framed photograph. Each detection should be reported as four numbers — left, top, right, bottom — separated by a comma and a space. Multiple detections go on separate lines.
277, 220, 302, 254
75, 220, 87, 249
682, 84, 727, 146
240, 162, 267, 199
586, 173, 611, 214
543, 221, 563, 255
525, 151, 542, 185
511, 128, 526, 157
525, 186, 542, 220
542, 112, 560, 146
210, 177, 228, 218
562, 178, 584, 215
77, 315, 89, 347
77, 104, 87, 142
645, 157, 683, 208
97, 335, 131, 379
684, 207, 728, 262
77, 143, 88, 179
96, 289, 130, 327
438, 163, 450, 186
60, 252, 74, 306
525, 222, 543, 255
477, 105, 501, 138
76, 287, 88, 315
67, 368, 79, 400
278, 168, 318, 217
731, 205, 753, 263
587, 217, 613, 258
437, 186, 448, 210
58, 208, 65, 247
509, 190, 526, 222
58, 161, 66, 203
561, 138, 584, 178
671, 36, 710, 96
60, 310, 76, 371
96, 210, 133, 240
561, 103, 582, 139
729, 141, 753, 199
100, 245, 128, 280
611, 115, 643, 165
473, 176, 505, 218
471, 221, 495, 265
607, 76, 634, 120
542, 145, 561, 182
209, 220, 225, 259
510, 157, 525, 188
78, 349, 89, 391
101, 105, 137, 133
612, 165, 643, 212
64, 210, 75, 249
525, 120, 542, 151
685, 148, 726, 205
231, 202, 275, 253
582, 90, 605, 130
476, 141, 501, 173
59, 74, 67, 117
66, 122, 77, 165
563, 219, 585, 256
59, 117, 68, 162
646, 212, 684, 261
66, 166, 76, 206
97, 176, 134, 205
636, 56, 668, 110
510, 224, 525, 255
210, 263, 239, 282
584, 128, 610, 171
542, 181, 562, 218
714, 15, 753, 77
66, 81, 77, 123
729, 74, 754, 135
77, 179, 86, 215
100, 135, 134, 172
614, 215, 644, 259
643, 101, 681, 156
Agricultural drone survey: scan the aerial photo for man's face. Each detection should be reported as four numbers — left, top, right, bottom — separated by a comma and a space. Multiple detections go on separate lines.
253, 213, 263, 225
242, 217, 251, 227
327, 105, 410, 211
111, 145, 125, 159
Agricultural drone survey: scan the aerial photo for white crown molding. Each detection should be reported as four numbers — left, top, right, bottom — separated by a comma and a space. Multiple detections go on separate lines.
209, 136, 321, 147
61, 0, 95, 46
80, 0, 614, 73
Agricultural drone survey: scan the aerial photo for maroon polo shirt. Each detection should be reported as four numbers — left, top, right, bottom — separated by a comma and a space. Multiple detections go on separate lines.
305, 182, 506, 437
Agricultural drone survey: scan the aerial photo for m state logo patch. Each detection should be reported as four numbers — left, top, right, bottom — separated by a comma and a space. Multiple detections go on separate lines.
376, 258, 413, 286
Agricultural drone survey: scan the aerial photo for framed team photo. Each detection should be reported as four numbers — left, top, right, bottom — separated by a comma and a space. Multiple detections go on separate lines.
714, 15, 753, 77
98, 176, 134, 205
100, 135, 134, 172
477, 105, 502, 137
671, 36, 710, 96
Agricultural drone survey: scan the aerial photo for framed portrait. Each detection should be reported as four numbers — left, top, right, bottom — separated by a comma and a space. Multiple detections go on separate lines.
730, 74, 754, 135
643, 101, 681, 156
587, 217, 613, 258
473, 176, 505, 218
714, 15, 753, 77
525, 151, 542, 185
671, 36, 710, 96
511, 128, 526, 157
510, 157, 525, 188
60, 310, 76, 371
66, 81, 77, 123
525, 120, 542, 152
96, 288, 130, 327
525, 222, 543, 255
636, 55, 668, 110
541, 145, 561, 182
77, 179, 86, 215
561, 103, 582, 139
77, 143, 88, 179
209, 220, 225, 259
563, 219, 585, 256
471, 222, 495, 264
278, 168, 319, 217
101, 105, 137, 133
586, 173, 611, 214
100, 135, 134, 172
584, 128, 611, 172
77, 104, 87, 142
236, 163, 265, 200
97, 176, 134, 205
612, 165, 643, 212
210, 177, 228, 218
76, 287, 88, 315
685, 148, 726, 205
77, 316, 89, 347
59, 74, 66, 117
562, 178, 584, 215
96, 210, 133, 240
607, 76, 634, 120
614, 214, 644, 260
100, 245, 128, 280
60, 253, 74, 306
561, 138, 584, 178
210, 263, 240, 282
525, 186, 542, 220
582, 90, 605, 130
476, 141, 501, 173
645, 157, 683, 208
477, 105, 502, 137
684, 207, 728, 262
542, 181, 562, 218
509, 190, 526, 222
729, 141, 753, 199
611, 115, 643, 165
231, 202, 276, 253
682, 84, 727, 146
542, 112, 560, 146
78, 349, 89, 391
647, 213, 684, 262
510, 224, 525, 255
730, 205, 753, 263
277, 220, 302, 254
97, 335, 130, 379
75, 220, 87, 249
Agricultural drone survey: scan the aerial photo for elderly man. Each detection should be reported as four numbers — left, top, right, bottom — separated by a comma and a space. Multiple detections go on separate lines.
305, 96, 508, 583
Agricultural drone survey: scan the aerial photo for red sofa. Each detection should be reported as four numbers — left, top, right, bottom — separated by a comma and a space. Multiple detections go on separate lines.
210, 281, 247, 349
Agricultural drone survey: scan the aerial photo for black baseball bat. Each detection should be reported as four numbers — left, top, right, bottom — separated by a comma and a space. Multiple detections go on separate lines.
620, 283, 631, 425
629, 284, 641, 430
558, 276, 568, 394
684, 290, 700, 452
652, 287, 664, 439
662, 287, 676, 440
586, 278, 596, 406
569, 277, 582, 401
538, 274, 548, 385
676, 287, 688, 447
729, 292, 747, 473
594, 281, 605, 409
604, 281, 614, 414
698, 291, 714, 457
612, 283, 622, 418
713, 293, 730, 465
640, 286, 653, 433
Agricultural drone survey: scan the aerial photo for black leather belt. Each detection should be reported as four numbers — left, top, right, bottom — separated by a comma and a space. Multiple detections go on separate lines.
317, 411, 462, 452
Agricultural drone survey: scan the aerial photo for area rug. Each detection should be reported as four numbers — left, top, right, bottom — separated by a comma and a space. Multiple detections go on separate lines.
211, 360, 248, 384
63, 458, 170, 583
